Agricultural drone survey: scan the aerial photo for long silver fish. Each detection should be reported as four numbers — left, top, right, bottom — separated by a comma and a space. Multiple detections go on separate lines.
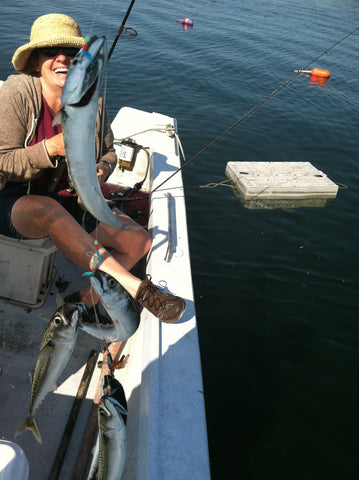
15, 303, 80, 444
61, 36, 130, 230
88, 375, 128, 480
80, 270, 140, 342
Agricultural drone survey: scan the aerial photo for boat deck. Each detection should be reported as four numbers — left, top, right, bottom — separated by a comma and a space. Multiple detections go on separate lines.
0, 254, 103, 479
0, 106, 210, 479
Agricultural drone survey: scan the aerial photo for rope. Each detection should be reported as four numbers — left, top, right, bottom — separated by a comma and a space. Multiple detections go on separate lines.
199, 179, 232, 189
114, 124, 185, 162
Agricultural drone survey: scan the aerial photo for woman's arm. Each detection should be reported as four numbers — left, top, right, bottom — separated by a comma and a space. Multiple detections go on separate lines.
0, 76, 55, 186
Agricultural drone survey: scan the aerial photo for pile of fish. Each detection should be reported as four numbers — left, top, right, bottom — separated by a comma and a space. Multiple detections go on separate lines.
15, 270, 139, 480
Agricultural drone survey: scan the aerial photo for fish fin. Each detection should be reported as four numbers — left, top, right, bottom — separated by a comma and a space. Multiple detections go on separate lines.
110, 397, 128, 416
52, 111, 62, 127
39, 313, 52, 322
15, 416, 42, 444
56, 294, 65, 307
40, 340, 55, 351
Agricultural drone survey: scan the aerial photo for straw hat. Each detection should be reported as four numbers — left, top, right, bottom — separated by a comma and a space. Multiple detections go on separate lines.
12, 14, 85, 73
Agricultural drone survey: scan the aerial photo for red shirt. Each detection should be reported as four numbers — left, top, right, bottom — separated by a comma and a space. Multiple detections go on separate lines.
30, 96, 69, 191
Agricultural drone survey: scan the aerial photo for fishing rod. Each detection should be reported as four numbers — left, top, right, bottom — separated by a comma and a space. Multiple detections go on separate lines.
151, 25, 359, 194
97, 0, 137, 163
107, 0, 137, 61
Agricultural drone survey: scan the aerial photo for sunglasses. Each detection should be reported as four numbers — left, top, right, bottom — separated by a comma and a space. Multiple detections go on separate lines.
39, 47, 79, 58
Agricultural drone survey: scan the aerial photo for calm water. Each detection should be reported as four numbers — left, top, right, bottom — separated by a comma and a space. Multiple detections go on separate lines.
1, 1, 359, 478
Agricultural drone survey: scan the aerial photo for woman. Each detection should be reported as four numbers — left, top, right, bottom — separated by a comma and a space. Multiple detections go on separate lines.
0, 14, 185, 323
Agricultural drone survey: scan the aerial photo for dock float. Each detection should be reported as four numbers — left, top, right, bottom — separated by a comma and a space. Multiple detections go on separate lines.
225, 161, 339, 209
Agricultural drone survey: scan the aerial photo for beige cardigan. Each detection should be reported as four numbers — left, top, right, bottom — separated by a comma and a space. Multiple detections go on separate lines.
0, 74, 116, 191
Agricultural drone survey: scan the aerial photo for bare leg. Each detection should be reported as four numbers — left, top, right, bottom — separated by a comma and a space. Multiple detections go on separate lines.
11, 196, 150, 301
12, 195, 185, 323
72, 207, 151, 305
91, 207, 151, 271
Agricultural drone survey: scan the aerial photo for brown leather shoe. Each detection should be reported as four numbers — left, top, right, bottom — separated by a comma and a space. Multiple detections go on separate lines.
136, 277, 186, 323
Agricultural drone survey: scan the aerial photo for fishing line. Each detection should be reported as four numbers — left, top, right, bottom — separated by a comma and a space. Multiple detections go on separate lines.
150, 25, 359, 194
86, 0, 138, 302
302, 26, 359, 71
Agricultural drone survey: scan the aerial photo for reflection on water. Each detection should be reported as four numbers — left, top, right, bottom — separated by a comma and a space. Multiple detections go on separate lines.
233, 191, 336, 210
309, 75, 330, 89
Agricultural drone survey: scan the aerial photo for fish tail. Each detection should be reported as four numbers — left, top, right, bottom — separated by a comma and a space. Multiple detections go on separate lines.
15, 416, 42, 444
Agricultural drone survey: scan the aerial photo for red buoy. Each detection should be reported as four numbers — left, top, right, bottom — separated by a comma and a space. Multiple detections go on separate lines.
311, 68, 330, 78
294, 68, 330, 78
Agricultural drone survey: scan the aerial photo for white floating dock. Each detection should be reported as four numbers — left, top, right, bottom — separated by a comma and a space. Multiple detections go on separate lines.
225, 161, 338, 209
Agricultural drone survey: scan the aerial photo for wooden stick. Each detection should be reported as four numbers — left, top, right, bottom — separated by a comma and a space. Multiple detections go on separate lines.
48, 349, 99, 480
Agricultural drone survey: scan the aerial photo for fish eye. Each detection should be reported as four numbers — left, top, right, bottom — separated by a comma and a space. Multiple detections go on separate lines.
107, 277, 116, 288
54, 316, 62, 324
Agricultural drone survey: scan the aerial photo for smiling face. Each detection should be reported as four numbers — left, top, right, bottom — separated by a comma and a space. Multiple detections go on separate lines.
32, 48, 75, 92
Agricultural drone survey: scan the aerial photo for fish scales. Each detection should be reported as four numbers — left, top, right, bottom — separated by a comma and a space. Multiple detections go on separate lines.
15, 303, 80, 443
88, 375, 128, 480
97, 397, 127, 479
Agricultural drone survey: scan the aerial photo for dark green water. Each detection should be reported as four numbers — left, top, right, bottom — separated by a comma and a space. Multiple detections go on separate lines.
1, 1, 359, 478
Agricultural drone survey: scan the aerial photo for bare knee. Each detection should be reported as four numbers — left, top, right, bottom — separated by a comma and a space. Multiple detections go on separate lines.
124, 228, 151, 266
11, 195, 64, 238
117, 227, 151, 260
94, 221, 152, 266
140, 229, 152, 256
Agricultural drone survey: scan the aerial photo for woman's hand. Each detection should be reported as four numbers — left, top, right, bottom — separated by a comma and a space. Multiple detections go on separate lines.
97, 167, 107, 186
96, 161, 112, 186
44, 133, 65, 159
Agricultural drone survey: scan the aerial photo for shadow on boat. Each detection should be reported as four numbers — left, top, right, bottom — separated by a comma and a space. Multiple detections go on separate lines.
0, 268, 197, 479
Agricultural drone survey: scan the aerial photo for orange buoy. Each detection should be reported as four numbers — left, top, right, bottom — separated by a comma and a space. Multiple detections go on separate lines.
311, 68, 330, 78
294, 68, 330, 78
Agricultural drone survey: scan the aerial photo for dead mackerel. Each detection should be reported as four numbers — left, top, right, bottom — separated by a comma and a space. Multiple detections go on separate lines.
15, 303, 80, 444
61, 36, 130, 230
80, 270, 140, 343
88, 374, 128, 480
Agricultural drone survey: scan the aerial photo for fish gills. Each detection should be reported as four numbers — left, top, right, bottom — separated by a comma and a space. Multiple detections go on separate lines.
89, 270, 140, 342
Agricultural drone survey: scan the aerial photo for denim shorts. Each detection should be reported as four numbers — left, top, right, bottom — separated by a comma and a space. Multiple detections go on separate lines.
0, 184, 98, 239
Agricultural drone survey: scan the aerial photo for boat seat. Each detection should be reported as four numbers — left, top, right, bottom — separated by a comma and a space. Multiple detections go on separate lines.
0, 234, 57, 309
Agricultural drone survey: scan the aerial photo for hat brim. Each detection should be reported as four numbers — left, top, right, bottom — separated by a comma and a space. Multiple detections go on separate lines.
12, 36, 85, 72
